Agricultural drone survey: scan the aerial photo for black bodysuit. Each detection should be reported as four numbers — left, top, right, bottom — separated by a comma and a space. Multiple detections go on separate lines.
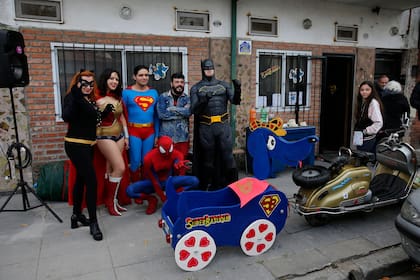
190, 65, 240, 190
62, 86, 99, 222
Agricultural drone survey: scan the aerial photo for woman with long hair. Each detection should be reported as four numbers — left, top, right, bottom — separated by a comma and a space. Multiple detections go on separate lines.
95, 69, 129, 216
62, 70, 104, 241
354, 80, 384, 153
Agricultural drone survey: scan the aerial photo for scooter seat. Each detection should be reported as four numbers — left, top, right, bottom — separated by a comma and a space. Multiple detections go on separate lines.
352, 150, 375, 162
376, 141, 417, 174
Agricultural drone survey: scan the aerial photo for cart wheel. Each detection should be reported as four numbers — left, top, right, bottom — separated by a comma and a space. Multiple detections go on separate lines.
240, 219, 276, 256
174, 230, 216, 271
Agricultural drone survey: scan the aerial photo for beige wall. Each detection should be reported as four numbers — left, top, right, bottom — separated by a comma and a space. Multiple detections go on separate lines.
0, 88, 33, 192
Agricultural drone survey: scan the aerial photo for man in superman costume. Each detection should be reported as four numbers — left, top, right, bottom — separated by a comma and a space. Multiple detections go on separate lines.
126, 136, 199, 214
122, 65, 160, 182
190, 59, 241, 190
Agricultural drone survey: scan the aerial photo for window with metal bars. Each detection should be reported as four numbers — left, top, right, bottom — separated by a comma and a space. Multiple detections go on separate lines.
256, 50, 311, 110
51, 43, 187, 120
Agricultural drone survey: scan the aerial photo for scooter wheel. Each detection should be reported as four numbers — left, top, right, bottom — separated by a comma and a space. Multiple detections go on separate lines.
348, 269, 364, 280
305, 214, 330, 226
292, 165, 330, 188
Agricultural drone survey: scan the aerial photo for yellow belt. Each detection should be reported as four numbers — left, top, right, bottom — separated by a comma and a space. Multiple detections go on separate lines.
64, 137, 96, 146
128, 122, 153, 128
200, 113, 229, 125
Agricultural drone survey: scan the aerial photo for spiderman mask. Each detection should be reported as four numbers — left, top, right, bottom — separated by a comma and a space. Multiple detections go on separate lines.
158, 136, 174, 157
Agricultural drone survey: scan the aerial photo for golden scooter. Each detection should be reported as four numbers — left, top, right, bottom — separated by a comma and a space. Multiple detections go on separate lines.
292, 132, 418, 226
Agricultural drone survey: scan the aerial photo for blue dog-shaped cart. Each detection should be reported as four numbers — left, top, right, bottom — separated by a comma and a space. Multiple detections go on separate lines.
247, 123, 318, 180
158, 177, 288, 271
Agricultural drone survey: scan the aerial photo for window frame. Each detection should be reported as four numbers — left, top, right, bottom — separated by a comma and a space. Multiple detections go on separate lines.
175, 9, 211, 33
335, 25, 358, 42
249, 17, 278, 37
50, 43, 188, 121
14, 0, 63, 23
255, 49, 312, 111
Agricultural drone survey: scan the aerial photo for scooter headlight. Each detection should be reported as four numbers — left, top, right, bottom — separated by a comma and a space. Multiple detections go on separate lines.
400, 200, 420, 226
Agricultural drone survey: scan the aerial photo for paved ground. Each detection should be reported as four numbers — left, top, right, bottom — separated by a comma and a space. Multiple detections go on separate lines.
0, 168, 418, 280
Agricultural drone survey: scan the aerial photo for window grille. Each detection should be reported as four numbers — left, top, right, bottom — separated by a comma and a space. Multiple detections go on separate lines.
256, 49, 325, 126
256, 50, 311, 109
51, 43, 187, 120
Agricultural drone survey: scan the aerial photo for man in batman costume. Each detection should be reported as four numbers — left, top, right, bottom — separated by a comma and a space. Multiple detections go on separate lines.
190, 58, 241, 190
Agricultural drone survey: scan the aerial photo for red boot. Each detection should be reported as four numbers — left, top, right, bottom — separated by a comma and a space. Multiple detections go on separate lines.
116, 201, 127, 212
139, 194, 158, 215
105, 176, 123, 216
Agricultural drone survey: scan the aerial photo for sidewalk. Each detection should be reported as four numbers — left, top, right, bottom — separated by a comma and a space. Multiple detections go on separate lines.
0, 169, 413, 280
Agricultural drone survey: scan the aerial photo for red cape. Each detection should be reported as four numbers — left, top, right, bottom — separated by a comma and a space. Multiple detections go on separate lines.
67, 146, 131, 207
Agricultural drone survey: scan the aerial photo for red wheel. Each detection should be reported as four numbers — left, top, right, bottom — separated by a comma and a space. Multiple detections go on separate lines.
174, 230, 216, 271
240, 219, 276, 256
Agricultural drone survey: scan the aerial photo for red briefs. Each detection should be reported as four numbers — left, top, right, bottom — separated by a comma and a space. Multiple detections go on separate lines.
128, 126, 154, 139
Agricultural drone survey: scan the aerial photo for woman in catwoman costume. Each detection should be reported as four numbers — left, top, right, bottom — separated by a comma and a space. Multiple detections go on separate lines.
63, 70, 103, 241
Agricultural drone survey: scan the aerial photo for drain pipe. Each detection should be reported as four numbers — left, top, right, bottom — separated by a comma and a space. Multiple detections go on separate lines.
230, 0, 238, 146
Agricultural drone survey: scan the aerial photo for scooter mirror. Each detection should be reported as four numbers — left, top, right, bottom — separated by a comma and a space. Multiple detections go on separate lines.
338, 147, 352, 157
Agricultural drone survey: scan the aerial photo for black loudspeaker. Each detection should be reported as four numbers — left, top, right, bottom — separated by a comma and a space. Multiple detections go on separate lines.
0, 30, 30, 88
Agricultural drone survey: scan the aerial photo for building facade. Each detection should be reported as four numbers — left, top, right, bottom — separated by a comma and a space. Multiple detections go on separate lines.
0, 0, 419, 191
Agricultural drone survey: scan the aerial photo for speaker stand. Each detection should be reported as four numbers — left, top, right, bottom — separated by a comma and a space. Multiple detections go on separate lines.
0, 87, 62, 223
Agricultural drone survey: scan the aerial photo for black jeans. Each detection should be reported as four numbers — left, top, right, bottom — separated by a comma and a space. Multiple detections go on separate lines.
65, 142, 97, 222
357, 137, 377, 154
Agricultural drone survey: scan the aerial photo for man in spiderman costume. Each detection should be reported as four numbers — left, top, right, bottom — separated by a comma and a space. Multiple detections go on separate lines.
125, 136, 199, 214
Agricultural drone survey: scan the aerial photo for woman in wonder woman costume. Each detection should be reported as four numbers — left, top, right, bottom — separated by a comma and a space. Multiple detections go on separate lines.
95, 69, 131, 216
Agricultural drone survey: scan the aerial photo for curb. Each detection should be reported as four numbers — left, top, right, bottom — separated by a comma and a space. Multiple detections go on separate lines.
287, 245, 412, 280
344, 245, 411, 280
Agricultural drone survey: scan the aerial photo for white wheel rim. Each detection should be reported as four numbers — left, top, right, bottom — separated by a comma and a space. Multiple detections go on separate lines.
174, 230, 216, 271
240, 219, 276, 256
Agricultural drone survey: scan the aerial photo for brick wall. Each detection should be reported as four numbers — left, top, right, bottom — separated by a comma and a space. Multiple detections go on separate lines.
411, 117, 420, 148
20, 27, 210, 166
18, 27, 416, 170
408, 49, 420, 149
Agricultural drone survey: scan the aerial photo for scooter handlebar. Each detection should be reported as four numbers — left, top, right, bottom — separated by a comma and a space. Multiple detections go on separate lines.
338, 147, 375, 163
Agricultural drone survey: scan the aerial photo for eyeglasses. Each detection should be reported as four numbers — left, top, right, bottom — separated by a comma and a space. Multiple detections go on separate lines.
80, 80, 94, 88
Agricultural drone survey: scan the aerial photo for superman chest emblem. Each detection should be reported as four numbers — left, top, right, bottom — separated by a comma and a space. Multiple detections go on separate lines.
259, 194, 280, 217
134, 96, 155, 111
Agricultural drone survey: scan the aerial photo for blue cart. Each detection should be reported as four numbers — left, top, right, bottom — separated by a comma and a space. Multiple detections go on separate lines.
158, 177, 288, 271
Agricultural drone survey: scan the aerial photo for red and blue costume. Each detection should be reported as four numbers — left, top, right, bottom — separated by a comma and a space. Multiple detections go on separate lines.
122, 87, 160, 180
126, 136, 199, 214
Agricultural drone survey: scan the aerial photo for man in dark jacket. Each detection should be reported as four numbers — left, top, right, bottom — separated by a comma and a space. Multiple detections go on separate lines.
375, 74, 389, 99
378, 80, 410, 140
